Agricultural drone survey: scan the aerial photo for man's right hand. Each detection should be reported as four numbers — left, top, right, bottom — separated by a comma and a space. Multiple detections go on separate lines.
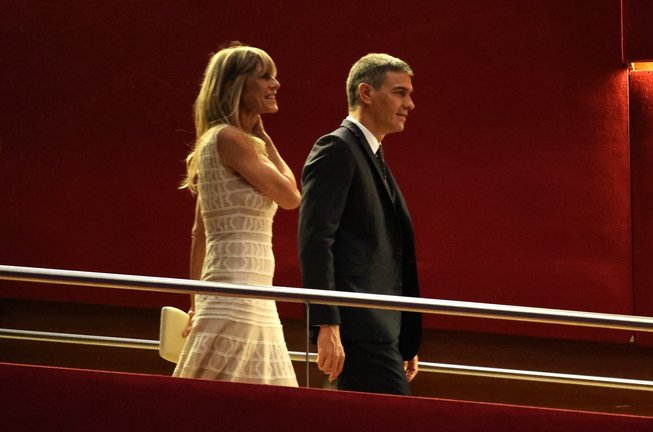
317, 324, 345, 382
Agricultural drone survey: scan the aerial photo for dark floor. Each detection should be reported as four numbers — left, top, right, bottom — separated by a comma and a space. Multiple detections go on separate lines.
1, 298, 653, 416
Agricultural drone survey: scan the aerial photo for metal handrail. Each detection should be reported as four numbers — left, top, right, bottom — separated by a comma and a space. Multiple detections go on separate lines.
3, 264, 653, 392
0, 328, 159, 350
3, 327, 653, 392
2, 265, 653, 331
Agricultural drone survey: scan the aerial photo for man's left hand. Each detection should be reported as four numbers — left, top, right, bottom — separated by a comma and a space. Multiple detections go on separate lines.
404, 355, 419, 382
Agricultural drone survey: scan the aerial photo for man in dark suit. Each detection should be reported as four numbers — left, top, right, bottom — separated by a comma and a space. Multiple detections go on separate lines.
298, 53, 421, 395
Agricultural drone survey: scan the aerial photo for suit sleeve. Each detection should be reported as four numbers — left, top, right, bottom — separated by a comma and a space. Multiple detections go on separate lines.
298, 134, 354, 326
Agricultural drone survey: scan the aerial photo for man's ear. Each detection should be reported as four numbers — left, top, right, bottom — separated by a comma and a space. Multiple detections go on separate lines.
357, 82, 373, 106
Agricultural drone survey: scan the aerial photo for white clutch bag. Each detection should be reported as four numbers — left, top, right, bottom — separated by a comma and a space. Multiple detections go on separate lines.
159, 306, 190, 363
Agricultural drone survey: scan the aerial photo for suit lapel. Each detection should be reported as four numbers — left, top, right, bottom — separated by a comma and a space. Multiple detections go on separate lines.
340, 119, 416, 260
340, 120, 395, 201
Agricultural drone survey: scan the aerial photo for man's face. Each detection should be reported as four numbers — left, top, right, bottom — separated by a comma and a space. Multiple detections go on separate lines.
367, 71, 415, 136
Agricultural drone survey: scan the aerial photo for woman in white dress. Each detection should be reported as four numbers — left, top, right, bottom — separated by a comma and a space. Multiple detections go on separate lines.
174, 43, 300, 386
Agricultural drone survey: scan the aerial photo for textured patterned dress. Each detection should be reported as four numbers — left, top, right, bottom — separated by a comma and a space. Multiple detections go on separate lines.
173, 125, 298, 387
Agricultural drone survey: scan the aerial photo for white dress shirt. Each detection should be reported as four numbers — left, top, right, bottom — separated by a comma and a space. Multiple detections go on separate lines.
346, 115, 381, 154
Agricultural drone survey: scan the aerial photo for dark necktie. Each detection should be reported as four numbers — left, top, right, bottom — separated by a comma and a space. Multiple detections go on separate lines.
376, 144, 387, 183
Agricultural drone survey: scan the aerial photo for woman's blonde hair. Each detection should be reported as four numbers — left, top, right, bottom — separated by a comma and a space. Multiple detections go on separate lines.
180, 42, 277, 194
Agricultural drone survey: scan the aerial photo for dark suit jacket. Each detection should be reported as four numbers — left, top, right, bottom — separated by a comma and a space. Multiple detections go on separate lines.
298, 120, 421, 360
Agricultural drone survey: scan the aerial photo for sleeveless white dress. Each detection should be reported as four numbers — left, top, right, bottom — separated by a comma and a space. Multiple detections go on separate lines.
173, 125, 298, 387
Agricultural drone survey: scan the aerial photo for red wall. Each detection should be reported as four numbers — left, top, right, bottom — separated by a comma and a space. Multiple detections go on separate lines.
0, 1, 648, 342
622, 0, 653, 61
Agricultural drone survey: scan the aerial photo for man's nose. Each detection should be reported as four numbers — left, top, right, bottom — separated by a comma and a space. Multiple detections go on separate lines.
405, 95, 415, 110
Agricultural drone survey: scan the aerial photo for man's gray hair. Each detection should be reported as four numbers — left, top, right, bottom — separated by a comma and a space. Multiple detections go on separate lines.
346, 53, 413, 109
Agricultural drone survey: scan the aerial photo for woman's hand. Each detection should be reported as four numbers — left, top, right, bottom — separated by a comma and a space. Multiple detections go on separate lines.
181, 309, 195, 338
252, 115, 272, 146
218, 124, 300, 210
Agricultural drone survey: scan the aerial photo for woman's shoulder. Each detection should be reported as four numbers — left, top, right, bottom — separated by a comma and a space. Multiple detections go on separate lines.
197, 125, 243, 161
213, 125, 265, 168
215, 125, 254, 149
212, 124, 239, 141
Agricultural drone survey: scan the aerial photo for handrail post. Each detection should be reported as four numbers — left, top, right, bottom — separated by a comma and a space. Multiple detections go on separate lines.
304, 301, 310, 388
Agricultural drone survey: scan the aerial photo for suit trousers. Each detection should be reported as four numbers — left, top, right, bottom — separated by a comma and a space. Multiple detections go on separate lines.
338, 339, 410, 396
